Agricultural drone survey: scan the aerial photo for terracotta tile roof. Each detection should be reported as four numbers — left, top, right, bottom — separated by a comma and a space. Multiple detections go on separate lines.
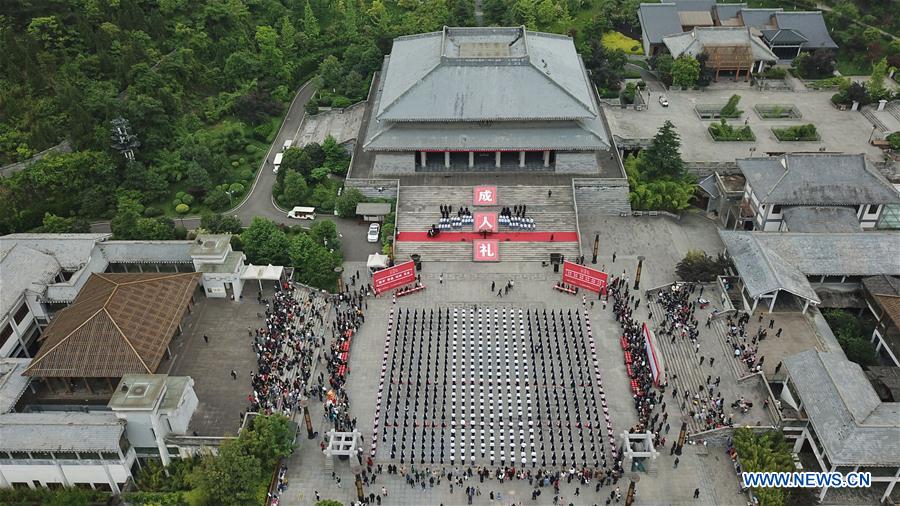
23, 272, 200, 378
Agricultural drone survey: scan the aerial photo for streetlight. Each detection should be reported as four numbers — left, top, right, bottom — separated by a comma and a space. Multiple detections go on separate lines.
335, 266, 344, 293
868, 124, 878, 143
592, 233, 600, 264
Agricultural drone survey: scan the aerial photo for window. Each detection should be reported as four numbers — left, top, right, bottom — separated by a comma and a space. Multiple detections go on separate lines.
13, 303, 29, 324
54, 451, 78, 460
9, 451, 29, 459
100, 452, 119, 461
0, 323, 12, 344
30, 451, 52, 460
865, 204, 879, 216
771, 205, 782, 214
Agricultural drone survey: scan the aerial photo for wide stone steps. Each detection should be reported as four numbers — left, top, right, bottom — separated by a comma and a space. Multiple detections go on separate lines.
394, 240, 580, 263
647, 301, 705, 434
709, 318, 745, 380
399, 211, 577, 231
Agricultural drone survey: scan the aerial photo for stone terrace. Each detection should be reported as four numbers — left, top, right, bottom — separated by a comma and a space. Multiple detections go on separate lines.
395, 185, 581, 262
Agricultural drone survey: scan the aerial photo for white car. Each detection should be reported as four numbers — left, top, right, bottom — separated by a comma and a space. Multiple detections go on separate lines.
658, 95, 669, 107
367, 223, 380, 243
272, 152, 283, 174
283, 139, 293, 150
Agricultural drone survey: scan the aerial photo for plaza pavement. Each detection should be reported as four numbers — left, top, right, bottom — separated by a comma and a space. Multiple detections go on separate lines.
604, 87, 884, 162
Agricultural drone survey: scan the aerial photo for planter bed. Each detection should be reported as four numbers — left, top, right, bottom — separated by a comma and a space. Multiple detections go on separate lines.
754, 104, 802, 119
772, 124, 820, 142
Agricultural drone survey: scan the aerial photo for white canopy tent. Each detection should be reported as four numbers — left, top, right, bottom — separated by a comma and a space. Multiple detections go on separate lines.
240, 263, 285, 291
367, 253, 390, 273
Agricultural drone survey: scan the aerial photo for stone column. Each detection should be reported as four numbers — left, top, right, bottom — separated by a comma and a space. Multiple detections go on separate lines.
519, 151, 525, 168
495, 151, 501, 168
420, 151, 427, 167
444, 151, 450, 169
543, 150, 550, 167
469, 152, 474, 168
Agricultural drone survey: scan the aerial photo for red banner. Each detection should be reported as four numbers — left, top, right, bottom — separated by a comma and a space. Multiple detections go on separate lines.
562, 261, 608, 293
372, 261, 415, 294
643, 322, 663, 386
473, 239, 500, 261
474, 212, 498, 232
473, 186, 498, 206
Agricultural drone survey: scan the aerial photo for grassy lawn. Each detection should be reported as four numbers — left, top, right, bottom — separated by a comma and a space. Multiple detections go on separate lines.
602, 31, 643, 54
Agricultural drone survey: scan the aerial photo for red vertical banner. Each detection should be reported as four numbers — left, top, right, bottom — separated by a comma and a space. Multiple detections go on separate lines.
561, 261, 608, 293
643, 322, 663, 385
473, 212, 498, 232
372, 261, 416, 294
473, 239, 500, 261
473, 186, 498, 206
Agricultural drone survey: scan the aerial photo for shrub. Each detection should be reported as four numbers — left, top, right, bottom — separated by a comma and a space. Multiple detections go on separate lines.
807, 76, 850, 90
175, 203, 190, 214
823, 309, 877, 366
180, 193, 194, 205
761, 67, 787, 79
335, 187, 364, 218
636, 80, 646, 89
621, 82, 637, 104
305, 101, 319, 115
331, 96, 352, 108
708, 120, 754, 141
598, 87, 621, 98
143, 206, 162, 217
888, 132, 900, 150
719, 94, 742, 118
773, 124, 819, 141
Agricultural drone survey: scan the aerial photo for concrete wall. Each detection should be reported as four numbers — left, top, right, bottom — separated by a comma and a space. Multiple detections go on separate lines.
344, 179, 399, 199
555, 152, 598, 175
372, 153, 415, 175
0, 456, 132, 489
573, 178, 633, 216
166, 383, 198, 435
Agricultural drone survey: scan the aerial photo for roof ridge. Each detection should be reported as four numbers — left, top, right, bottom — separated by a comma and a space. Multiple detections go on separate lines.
104, 307, 152, 374
762, 154, 791, 202
23, 307, 106, 374
113, 271, 197, 286
526, 59, 596, 117
377, 61, 443, 120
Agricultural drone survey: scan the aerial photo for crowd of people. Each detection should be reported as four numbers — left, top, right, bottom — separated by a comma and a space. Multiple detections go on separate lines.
609, 277, 669, 449
321, 285, 371, 432
652, 283, 736, 432
248, 283, 327, 416
723, 311, 773, 375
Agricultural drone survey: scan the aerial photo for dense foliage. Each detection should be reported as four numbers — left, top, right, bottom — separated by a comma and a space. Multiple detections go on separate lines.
274, 135, 349, 212
671, 55, 700, 88
822, 309, 877, 366
0, 0, 469, 235
733, 428, 795, 506
708, 120, 755, 141
626, 121, 695, 212
240, 217, 342, 290
719, 95, 743, 119
676, 250, 731, 282
127, 414, 294, 506
772, 124, 818, 141
0, 487, 108, 505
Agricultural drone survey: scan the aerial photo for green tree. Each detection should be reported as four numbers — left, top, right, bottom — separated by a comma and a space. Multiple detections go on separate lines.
40, 213, 90, 233
733, 429, 795, 506
191, 438, 263, 506
676, 250, 730, 282
310, 219, 340, 250
282, 171, 309, 206
584, 40, 626, 91
240, 414, 295, 470
335, 187, 364, 218
110, 196, 145, 239
240, 217, 290, 266
671, 55, 700, 88
651, 53, 675, 86
303, 0, 320, 38
200, 212, 243, 234
867, 57, 889, 100
289, 233, 341, 289
638, 121, 686, 180
135, 217, 177, 240
316, 501, 344, 506
281, 147, 315, 179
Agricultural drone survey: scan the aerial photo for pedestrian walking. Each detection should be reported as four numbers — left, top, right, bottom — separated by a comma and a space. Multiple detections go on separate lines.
491, 281, 495, 292
230, 369, 237, 380
776, 327, 783, 337
612, 252, 617, 263
315, 491, 320, 501
674, 457, 680, 468
382, 486, 388, 496
548, 189, 552, 197
439, 273, 444, 284
709, 357, 715, 367
693, 488, 700, 499
769, 318, 775, 329
203, 334, 209, 343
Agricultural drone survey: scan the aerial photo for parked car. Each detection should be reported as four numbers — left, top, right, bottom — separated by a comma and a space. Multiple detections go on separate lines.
367, 223, 380, 243
283, 139, 293, 150
658, 95, 669, 107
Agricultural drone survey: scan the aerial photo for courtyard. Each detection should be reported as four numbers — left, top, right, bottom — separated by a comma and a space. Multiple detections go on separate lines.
605, 87, 885, 162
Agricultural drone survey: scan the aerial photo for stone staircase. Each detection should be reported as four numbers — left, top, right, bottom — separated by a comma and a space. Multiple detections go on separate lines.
708, 318, 746, 380
395, 185, 581, 262
647, 300, 707, 434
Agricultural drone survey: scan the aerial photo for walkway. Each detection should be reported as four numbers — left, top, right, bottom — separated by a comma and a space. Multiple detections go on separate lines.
395, 231, 579, 242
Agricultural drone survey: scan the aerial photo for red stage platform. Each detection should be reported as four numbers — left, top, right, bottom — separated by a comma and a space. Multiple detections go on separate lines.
395, 231, 579, 242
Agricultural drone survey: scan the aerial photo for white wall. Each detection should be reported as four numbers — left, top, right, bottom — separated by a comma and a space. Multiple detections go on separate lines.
165, 383, 198, 435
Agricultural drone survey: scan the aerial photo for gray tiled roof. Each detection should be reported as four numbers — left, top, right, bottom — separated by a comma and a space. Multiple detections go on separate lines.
721, 230, 900, 284
738, 154, 900, 206
783, 350, 900, 466
761, 28, 808, 45
775, 12, 837, 49
739, 8, 781, 28
0, 412, 125, 453
0, 233, 109, 270
671, 0, 715, 12
780, 206, 861, 233
664, 27, 777, 61
718, 230, 819, 302
639, 3, 683, 44
99, 241, 193, 263
375, 27, 596, 122
356, 203, 392, 216
0, 243, 61, 318
715, 3, 747, 20
862, 275, 900, 297
697, 174, 720, 198
0, 358, 31, 414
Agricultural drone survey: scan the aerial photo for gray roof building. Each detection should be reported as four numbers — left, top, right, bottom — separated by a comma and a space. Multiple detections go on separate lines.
773, 12, 837, 49
0, 358, 31, 414
0, 412, 125, 453
663, 27, 777, 62
363, 26, 611, 154
719, 230, 820, 303
639, 3, 683, 44
783, 350, 900, 467
738, 153, 900, 206
780, 206, 862, 233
